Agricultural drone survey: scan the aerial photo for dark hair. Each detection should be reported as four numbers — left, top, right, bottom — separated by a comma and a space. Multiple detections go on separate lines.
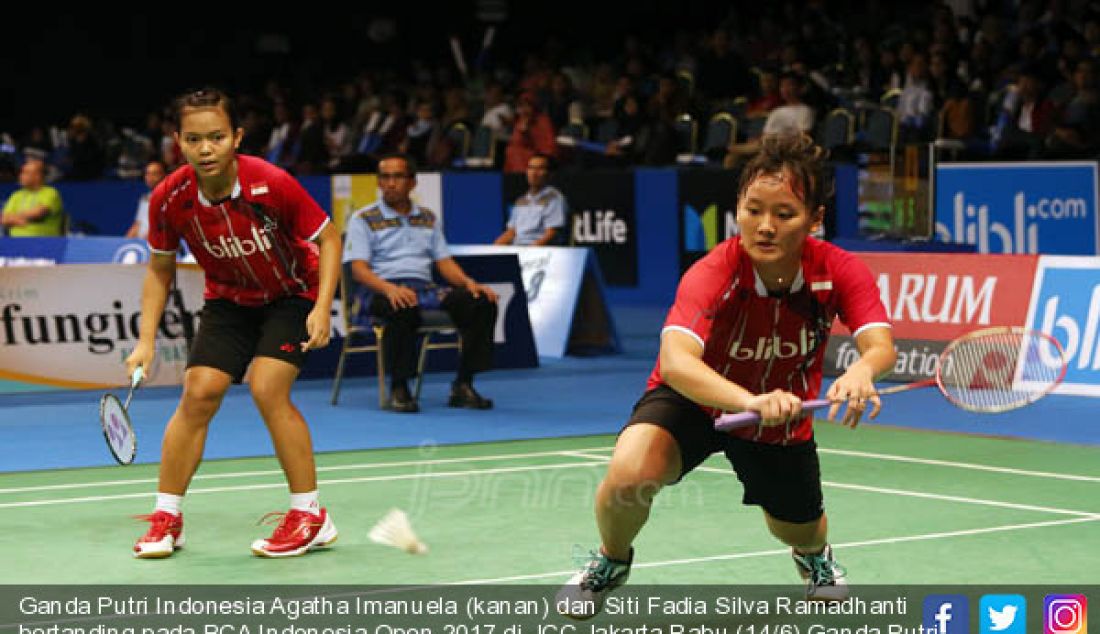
378, 152, 418, 177
145, 159, 168, 172
173, 87, 238, 129
529, 152, 555, 170
738, 133, 831, 214
778, 71, 805, 85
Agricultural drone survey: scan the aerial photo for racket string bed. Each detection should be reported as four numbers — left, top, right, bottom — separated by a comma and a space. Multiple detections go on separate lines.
938, 328, 1066, 413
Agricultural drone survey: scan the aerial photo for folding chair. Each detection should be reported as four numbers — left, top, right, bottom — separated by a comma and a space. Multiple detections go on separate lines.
446, 122, 472, 166
331, 265, 462, 408
463, 125, 496, 168
701, 112, 737, 162
673, 113, 699, 164
820, 108, 856, 150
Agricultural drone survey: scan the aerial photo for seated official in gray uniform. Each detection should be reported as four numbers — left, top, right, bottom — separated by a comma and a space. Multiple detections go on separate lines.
343, 153, 499, 413
493, 153, 568, 246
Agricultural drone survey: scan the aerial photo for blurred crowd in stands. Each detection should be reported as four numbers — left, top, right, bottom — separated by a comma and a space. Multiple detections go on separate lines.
5, 0, 1100, 185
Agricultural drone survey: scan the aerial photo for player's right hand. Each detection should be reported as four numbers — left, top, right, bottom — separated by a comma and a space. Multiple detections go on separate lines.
125, 342, 155, 381
744, 389, 803, 427
385, 284, 418, 310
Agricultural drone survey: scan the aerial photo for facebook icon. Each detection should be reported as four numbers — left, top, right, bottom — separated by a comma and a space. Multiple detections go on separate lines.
924, 595, 971, 634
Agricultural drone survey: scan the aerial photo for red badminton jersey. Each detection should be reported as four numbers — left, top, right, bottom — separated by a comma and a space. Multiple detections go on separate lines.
148, 155, 330, 306
648, 237, 890, 444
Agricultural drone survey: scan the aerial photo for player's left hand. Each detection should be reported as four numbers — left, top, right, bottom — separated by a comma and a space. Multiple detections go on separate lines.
826, 365, 881, 428
466, 280, 498, 303
301, 306, 332, 351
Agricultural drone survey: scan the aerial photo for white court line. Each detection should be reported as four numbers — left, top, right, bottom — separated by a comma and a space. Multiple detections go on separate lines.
5, 439, 1096, 497
453, 515, 1100, 584
3, 515, 1094, 628
4, 445, 1098, 517
0, 460, 609, 509
818, 447, 1100, 483
0, 447, 615, 495
566, 450, 1100, 518
570, 446, 1100, 484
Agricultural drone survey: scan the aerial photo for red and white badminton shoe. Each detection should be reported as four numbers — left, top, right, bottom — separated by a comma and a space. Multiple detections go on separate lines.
250, 508, 338, 558
133, 511, 185, 558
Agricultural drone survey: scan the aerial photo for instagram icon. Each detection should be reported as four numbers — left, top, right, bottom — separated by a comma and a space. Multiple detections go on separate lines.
1045, 595, 1088, 634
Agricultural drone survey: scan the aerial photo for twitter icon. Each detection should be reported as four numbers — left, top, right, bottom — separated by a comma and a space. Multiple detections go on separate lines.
981, 595, 1027, 634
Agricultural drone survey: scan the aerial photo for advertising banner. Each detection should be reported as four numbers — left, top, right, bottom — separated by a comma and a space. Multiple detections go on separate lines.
825, 253, 1039, 382
0, 264, 203, 392
934, 162, 1098, 254
1024, 256, 1100, 396
678, 169, 740, 273
452, 245, 619, 358
0, 237, 154, 266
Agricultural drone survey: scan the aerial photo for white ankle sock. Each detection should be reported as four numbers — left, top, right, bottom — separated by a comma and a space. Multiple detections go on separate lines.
290, 490, 320, 514
155, 493, 183, 516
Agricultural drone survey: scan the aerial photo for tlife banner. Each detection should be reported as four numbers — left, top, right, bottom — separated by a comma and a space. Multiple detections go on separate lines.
504, 171, 637, 286
934, 161, 1099, 254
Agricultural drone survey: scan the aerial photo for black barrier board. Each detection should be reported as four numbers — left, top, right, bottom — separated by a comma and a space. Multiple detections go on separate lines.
678, 169, 741, 273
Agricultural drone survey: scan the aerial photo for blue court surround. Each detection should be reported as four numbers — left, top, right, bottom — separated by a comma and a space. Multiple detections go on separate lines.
0, 306, 1096, 473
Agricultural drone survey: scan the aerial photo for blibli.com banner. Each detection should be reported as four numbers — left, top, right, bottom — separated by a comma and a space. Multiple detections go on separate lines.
1025, 256, 1100, 396
934, 162, 1098, 254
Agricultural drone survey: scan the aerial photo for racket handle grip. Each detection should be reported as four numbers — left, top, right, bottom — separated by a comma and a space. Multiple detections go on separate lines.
131, 366, 145, 389
714, 399, 832, 432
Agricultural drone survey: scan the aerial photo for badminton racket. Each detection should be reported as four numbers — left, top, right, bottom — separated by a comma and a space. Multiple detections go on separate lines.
715, 326, 1067, 432
98, 367, 144, 465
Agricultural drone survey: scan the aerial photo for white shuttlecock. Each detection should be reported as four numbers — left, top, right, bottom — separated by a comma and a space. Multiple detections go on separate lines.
369, 509, 429, 554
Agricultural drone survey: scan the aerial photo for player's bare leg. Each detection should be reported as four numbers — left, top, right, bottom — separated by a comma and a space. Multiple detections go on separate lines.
134, 366, 230, 558
250, 357, 316, 492
558, 424, 681, 619
248, 356, 336, 557
596, 423, 682, 559
159, 366, 232, 493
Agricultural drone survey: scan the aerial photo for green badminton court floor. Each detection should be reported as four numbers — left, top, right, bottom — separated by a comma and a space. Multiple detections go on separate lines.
1, 422, 1097, 585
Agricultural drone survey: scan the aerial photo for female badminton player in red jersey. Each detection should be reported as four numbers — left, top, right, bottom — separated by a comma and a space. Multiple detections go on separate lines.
559, 133, 897, 616
125, 88, 342, 559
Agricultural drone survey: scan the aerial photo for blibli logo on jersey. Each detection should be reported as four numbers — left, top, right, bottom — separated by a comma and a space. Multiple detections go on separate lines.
201, 226, 274, 259
729, 327, 818, 361
1026, 260, 1100, 396
935, 192, 1086, 254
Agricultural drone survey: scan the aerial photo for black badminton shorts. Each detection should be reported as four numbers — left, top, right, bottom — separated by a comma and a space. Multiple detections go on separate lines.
624, 384, 824, 523
187, 296, 313, 383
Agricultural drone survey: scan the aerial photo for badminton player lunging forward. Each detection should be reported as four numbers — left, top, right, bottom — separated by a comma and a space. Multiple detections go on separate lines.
125, 88, 342, 558
560, 134, 896, 616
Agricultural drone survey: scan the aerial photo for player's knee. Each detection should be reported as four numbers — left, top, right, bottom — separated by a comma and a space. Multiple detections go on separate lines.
249, 381, 291, 410
602, 463, 668, 506
179, 382, 225, 421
